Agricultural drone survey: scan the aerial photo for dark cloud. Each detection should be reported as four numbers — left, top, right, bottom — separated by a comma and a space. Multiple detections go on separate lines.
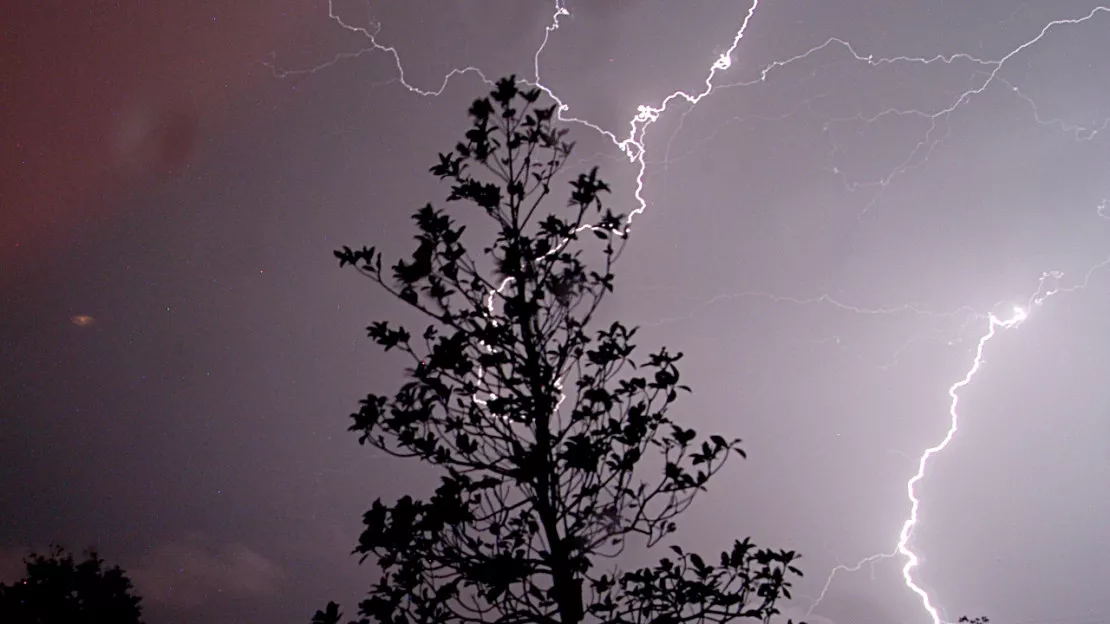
110, 98, 199, 178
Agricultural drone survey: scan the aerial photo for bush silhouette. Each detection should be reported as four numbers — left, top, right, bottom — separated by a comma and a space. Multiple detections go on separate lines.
0, 545, 144, 624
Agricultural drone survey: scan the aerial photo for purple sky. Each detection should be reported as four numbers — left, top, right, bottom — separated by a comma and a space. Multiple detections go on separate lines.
4, 2, 1110, 623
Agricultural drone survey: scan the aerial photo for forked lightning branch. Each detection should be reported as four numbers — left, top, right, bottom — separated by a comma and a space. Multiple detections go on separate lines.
270, 2, 1110, 622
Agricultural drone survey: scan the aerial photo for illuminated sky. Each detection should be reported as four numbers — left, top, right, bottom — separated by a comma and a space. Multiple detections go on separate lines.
4, 2, 1110, 623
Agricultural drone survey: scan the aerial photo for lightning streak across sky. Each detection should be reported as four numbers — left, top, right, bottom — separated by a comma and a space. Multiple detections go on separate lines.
896, 305, 1027, 624
273, 2, 1110, 622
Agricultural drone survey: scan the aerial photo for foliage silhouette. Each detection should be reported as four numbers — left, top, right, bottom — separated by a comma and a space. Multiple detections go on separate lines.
320, 76, 804, 624
0, 545, 144, 624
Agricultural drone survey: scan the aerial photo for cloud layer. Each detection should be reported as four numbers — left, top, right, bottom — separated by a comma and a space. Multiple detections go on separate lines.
129, 535, 288, 609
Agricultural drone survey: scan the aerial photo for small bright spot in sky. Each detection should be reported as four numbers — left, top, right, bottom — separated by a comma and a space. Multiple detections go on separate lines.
70, 315, 96, 327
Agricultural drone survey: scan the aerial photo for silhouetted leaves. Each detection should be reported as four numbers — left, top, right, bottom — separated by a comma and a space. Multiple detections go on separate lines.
311, 602, 343, 624
0, 546, 144, 624
321, 76, 804, 624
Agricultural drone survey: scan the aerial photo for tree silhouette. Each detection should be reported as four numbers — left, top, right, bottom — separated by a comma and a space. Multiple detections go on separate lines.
0, 545, 144, 624
320, 76, 803, 624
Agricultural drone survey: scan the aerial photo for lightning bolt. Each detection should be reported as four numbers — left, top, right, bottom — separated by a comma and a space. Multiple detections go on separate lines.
804, 269, 1106, 623
896, 304, 1027, 624
532, 1, 761, 232
268, 0, 761, 232
270, 2, 1110, 622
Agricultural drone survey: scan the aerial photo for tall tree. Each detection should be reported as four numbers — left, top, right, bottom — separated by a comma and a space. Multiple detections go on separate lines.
321, 76, 803, 624
0, 545, 144, 624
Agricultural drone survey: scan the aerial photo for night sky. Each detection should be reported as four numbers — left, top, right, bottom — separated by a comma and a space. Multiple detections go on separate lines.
4, 2, 1110, 623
